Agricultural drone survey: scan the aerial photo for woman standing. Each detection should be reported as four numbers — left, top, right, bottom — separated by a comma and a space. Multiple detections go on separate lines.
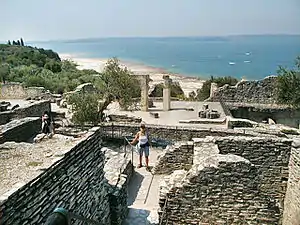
131, 123, 151, 169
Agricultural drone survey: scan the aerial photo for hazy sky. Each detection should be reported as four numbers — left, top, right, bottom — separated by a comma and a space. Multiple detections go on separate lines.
1, 0, 300, 41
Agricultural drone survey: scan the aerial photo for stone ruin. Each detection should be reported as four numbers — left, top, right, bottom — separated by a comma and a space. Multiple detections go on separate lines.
153, 136, 299, 224
198, 103, 221, 119
136, 74, 172, 112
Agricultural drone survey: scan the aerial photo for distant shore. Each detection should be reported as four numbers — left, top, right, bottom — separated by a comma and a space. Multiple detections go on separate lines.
60, 53, 205, 96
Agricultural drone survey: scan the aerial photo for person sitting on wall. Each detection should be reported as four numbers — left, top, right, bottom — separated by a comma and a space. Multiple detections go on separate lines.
42, 111, 54, 136
130, 122, 151, 170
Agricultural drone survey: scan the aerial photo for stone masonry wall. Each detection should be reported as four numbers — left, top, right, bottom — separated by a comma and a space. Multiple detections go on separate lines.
216, 137, 292, 222
228, 103, 300, 129
100, 123, 258, 143
158, 136, 293, 224
0, 83, 47, 99
208, 76, 278, 104
0, 100, 51, 125
159, 155, 282, 224
153, 142, 194, 175
0, 117, 41, 144
0, 83, 28, 99
283, 139, 300, 225
0, 129, 131, 225
103, 147, 134, 225
12, 100, 51, 119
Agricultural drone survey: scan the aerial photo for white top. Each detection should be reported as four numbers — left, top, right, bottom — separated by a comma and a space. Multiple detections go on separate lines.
139, 134, 148, 145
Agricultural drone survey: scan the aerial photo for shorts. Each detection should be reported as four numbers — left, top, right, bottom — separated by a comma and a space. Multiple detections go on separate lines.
137, 144, 150, 157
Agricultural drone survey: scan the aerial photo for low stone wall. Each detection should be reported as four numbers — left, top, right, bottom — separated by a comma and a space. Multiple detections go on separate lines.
109, 114, 142, 123
100, 123, 257, 142
228, 103, 300, 128
0, 117, 41, 144
208, 76, 278, 104
226, 117, 258, 129
0, 129, 133, 225
153, 142, 194, 175
0, 83, 47, 99
103, 147, 134, 225
1, 83, 28, 99
283, 139, 300, 225
0, 100, 51, 125
12, 100, 51, 119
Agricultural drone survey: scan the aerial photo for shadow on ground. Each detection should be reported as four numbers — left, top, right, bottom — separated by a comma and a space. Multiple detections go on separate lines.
123, 208, 158, 225
127, 171, 144, 206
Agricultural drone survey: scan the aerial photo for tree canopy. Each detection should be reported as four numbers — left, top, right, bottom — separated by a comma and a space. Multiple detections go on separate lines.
68, 58, 141, 125
196, 76, 238, 101
149, 81, 184, 98
0, 43, 99, 93
277, 56, 300, 108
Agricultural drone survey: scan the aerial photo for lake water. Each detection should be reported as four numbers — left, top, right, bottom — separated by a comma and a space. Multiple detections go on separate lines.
32, 35, 300, 80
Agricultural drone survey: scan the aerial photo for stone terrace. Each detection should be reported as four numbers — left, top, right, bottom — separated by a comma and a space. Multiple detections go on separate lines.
106, 101, 227, 128
0, 134, 85, 198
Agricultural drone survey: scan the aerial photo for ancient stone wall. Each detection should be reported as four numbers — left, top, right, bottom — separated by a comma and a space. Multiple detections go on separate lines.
216, 136, 292, 217
0, 83, 47, 99
0, 129, 132, 225
208, 76, 278, 104
12, 100, 51, 119
103, 147, 134, 225
0, 117, 41, 144
100, 123, 285, 144
159, 155, 282, 224
283, 139, 300, 225
0, 100, 51, 125
153, 142, 194, 174
158, 136, 293, 224
100, 123, 256, 142
228, 103, 300, 128
0, 83, 28, 99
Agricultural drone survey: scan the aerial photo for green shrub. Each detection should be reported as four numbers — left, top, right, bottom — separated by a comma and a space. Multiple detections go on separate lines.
277, 56, 300, 108
150, 81, 184, 97
196, 76, 238, 101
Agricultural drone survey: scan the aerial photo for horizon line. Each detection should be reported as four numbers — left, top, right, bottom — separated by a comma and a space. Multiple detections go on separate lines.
1, 33, 300, 44
19, 33, 300, 43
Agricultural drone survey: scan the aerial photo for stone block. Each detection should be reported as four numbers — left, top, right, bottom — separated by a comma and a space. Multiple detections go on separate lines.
149, 112, 159, 118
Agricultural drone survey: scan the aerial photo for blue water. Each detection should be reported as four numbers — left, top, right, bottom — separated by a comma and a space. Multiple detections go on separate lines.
32, 35, 300, 80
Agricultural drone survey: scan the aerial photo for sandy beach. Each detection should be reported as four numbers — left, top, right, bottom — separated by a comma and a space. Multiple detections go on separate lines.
60, 53, 204, 97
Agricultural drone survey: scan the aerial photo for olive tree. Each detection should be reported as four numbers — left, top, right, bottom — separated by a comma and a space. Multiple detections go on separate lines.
68, 58, 141, 125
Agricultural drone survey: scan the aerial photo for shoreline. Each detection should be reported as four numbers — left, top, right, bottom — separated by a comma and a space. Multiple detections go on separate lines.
59, 53, 205, 80
60, 53, 205, 96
